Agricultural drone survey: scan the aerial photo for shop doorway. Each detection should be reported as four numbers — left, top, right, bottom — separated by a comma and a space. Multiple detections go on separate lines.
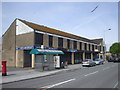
24, 50, 32, 67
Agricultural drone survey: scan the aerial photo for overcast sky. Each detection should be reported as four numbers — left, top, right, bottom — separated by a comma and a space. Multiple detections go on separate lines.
2, 2, 118, 51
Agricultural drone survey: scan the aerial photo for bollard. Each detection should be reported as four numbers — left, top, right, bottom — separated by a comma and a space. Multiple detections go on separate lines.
2, 61, 7, 76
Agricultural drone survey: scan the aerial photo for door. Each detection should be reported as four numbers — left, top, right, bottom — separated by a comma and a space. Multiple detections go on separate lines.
24, 50, 32, 67
54, 56, 60, 68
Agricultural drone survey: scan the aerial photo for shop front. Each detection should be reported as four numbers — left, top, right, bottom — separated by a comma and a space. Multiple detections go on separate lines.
74, 52, 83, 64
85, 52, 91, 59
59, 52, 72, 65
30, 49, 64, 71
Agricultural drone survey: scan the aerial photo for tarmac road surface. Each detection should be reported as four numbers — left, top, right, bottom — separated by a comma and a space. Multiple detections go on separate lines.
2, 62, 119, 89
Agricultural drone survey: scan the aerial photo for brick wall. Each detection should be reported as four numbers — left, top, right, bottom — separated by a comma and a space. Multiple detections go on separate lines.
82, 42, 84, 50
63, 38, 67, 48
16, 32, 34, 47
53, 36, 58, 48
43, 34, 48, 47
70, 40, 73, 49
77, 41, 80, 50
16, 50, 24, 67
2, 20, 16, 67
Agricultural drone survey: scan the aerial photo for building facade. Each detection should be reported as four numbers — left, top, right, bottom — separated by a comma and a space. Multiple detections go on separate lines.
2, 19, 105, 69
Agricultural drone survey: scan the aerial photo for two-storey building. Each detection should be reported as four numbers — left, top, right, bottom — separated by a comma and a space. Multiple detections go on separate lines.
2, 19, 105, 69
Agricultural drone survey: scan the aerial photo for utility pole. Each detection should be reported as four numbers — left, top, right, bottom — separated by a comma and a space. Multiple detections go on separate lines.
103, 28, 111, 61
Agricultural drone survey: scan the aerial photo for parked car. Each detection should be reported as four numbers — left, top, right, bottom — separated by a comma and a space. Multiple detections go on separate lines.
113, 57, 120, 62
108, 57, 115, 62
82, 59, 96, 67
94, 59, 104, 65
108, 57, 120, 62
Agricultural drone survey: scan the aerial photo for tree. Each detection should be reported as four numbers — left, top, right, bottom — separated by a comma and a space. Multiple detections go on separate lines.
109, 42, 120, 56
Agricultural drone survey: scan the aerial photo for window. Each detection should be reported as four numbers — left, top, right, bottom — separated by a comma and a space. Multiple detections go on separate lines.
35, 33, 43, 46
79, 42, 82, 50
74, 41, 77, 49
92, 45, 94, 51
49, 35, 53, 47
67, 39, 70, 49
44, 55, 47, 62
95, 45, 97, 49
103, 47, 105, 52
100, 46, 101, 51
58, 37, 63, 48
84, 43, 87, 50
89, 44, 91, 51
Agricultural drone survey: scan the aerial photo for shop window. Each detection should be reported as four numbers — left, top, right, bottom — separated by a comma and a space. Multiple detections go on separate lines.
58, 37, 63, 48
49, 35, 53, 47
35, 33, 43, 46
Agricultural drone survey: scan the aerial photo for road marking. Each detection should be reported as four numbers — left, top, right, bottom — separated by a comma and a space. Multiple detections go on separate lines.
113, 82, 118, 88
42, 78, 76, 88
84, 71, 98, 76
103, 67, 110, 70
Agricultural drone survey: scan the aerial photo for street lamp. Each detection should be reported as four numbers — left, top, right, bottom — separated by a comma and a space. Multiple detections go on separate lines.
103, 28, 111, 61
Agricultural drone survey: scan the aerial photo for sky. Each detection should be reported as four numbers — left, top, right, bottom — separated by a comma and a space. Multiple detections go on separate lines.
2, 2, 118, 51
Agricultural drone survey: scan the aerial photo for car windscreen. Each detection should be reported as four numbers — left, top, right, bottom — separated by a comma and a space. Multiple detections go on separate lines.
94, 59, 99, 61
83, 60, 89, 62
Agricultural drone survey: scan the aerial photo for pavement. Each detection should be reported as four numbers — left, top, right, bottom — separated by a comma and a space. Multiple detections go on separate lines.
1, 64, 83, 84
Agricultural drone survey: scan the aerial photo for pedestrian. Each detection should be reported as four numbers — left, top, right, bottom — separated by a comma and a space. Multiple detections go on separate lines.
64, 61, 68, 68
61, 62, 64, 68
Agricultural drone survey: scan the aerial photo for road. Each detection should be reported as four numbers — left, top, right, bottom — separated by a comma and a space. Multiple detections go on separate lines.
2, 62, 119, 89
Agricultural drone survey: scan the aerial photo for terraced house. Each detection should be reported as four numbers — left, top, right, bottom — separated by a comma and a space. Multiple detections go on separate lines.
2, 19, 105, 70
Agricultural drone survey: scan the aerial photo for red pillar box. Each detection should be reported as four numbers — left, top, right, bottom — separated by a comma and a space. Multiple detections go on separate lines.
2, 61, 7, 76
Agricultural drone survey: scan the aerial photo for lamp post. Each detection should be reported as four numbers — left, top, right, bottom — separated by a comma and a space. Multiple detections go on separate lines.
103, 28, 111, 61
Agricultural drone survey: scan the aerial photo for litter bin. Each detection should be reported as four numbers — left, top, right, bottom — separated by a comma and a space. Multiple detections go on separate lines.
2, 61, 7, 76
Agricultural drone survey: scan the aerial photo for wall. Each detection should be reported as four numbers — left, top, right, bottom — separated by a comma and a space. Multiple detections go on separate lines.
90, 44, 92, 51
53, 36, 58, 48
2, 20, 16, 67
16, 19, 34, 47
16, 32, 34, 47
16, 19, 34, 35
16, 19, 35, 67
70, 40, 73, 49
63, 38, 67, 48
0, 44, 2, 66
43, 34, 48, 47
77, 41, 80, 50
82, 42, 84, 50
16, 50, 24, 67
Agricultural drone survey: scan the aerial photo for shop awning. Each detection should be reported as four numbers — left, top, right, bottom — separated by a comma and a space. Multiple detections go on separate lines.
30, 49, 64, 54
